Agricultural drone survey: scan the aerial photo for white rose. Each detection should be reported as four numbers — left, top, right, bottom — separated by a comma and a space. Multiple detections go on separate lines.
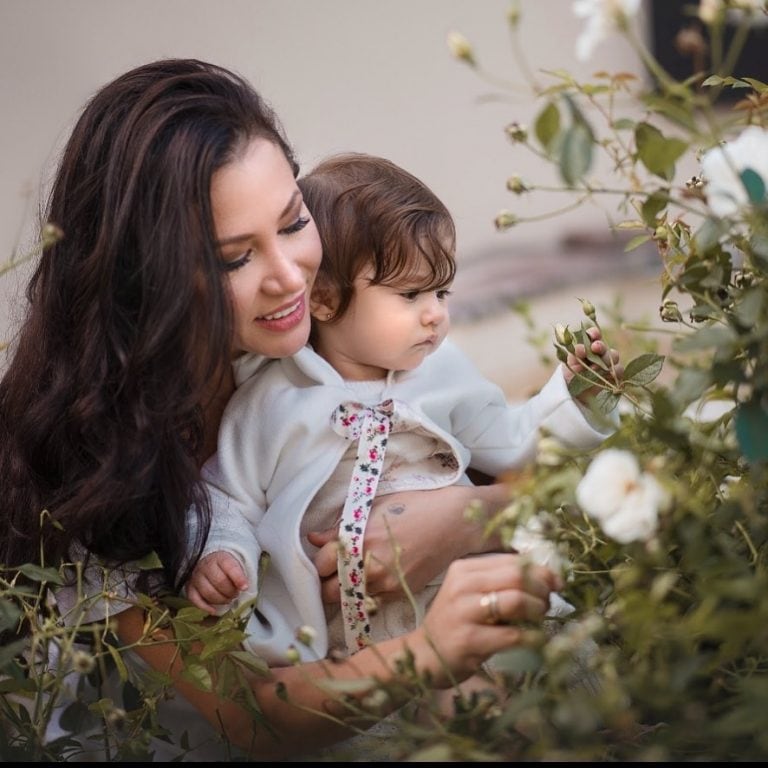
508, 513, 565, 572
597, 474, 665, 543
700, 126, 768, 218
575, 449, 642, 521
572, 0, 641, 61
576, 449, 667, 543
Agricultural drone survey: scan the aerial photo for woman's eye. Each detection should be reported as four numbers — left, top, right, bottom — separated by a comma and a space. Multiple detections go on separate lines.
221, 250, 252, 273
281, 215, 310, 235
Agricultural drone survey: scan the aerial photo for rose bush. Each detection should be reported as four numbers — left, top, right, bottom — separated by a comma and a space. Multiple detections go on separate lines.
437, 0, 768, 761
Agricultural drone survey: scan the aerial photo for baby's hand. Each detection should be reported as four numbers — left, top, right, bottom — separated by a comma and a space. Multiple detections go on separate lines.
555, 326, 624, 405
186, 551, 248, 615
561, 325, 624, 405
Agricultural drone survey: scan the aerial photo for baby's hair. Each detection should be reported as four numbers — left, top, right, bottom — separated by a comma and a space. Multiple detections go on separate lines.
298, 152, 456, 321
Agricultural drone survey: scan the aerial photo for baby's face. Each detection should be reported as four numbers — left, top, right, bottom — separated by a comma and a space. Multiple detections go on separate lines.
313, 263, 452, 382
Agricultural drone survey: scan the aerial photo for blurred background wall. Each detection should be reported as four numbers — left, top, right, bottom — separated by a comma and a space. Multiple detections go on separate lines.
0, 0, 661, 393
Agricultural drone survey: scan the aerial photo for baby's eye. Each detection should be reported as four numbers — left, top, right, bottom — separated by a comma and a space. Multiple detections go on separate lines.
400, 290, 420, 301
437, 289, 453, 301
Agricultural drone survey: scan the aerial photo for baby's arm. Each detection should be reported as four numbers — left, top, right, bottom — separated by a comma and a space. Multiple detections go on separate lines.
186, 551, 248, 615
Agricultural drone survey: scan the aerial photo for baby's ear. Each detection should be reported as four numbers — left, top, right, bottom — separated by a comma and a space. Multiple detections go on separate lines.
310, 277, 338, 321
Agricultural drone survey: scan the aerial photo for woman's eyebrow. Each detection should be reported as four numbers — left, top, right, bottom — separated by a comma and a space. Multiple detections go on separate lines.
215, 190, 302, 246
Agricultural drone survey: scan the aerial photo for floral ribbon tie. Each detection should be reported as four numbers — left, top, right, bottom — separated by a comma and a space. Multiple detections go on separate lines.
330, 399, 394, 653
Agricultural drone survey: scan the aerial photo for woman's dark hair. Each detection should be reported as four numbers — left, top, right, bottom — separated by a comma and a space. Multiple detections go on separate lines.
298, 152, 456, 324
0, 58, 296, 590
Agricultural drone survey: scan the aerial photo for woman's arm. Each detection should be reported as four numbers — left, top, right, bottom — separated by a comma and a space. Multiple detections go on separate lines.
117, 553, 561, 760
310, 483, 509, 603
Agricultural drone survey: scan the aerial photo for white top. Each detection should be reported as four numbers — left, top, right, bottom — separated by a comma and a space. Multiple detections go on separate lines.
193, 339, 614, 665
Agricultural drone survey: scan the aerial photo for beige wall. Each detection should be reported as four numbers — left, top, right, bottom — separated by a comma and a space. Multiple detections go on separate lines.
0, 0, 647, 341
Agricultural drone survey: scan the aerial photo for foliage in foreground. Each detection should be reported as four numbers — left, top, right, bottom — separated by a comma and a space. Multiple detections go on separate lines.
442, 0, 768, 760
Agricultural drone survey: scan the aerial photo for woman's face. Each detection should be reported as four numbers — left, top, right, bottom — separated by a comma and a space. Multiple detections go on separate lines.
211, 138, 322, 358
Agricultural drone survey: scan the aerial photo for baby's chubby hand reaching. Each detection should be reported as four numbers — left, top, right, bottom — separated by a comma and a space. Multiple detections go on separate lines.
555, 300, 624, 408
563, 325, 624, 405
186, 551, 248, 615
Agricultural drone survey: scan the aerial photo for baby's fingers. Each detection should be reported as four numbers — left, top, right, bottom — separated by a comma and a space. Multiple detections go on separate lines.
187, 582, 226, 615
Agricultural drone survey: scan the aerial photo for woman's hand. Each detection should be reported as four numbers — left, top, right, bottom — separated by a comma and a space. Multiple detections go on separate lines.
308, 483, 509, 604
404, 553, 563, 685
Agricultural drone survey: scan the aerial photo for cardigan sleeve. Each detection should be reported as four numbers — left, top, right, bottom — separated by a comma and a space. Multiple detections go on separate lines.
439, 343, 616, 477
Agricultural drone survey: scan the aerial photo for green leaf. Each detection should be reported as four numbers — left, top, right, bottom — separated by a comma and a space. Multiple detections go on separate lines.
673, 368, 712, 406
634, 122, 689, 180
674, 325, 737, 352
180, 661, 213, 692
740, 168, 766, 204
594, 389, 621, 414
641, 191, 669, 227
58, 700, 93, 734
624, 233, 652, 252
701, 75, 750, 89
0, 600, 21, 634
534, 100, 561, 153
135, 550, 163, 570
641, 92, 698, 132
693, 218, 728, 253
733, 287, 764, 328
489, 647, 542, 674
559, 122, 593, 187
735, 401, 768, 461
623, 353, 665, 386
228, 650, 271, 676
106, 642, 129, 683
17, 563, 63, 585
174, 606, 209, 623
566, 367, 602, 396
742, 77, 768, 93
0, 640, 28, 672
198, 629, 249, 660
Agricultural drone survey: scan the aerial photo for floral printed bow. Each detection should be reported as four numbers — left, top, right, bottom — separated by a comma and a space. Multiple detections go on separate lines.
330, 400, 394, 652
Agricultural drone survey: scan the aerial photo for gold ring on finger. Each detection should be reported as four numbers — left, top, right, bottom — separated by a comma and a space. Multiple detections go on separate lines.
480, 590, 501, 625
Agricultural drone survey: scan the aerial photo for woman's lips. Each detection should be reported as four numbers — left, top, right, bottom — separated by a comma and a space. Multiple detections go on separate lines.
255, 295, 306, 331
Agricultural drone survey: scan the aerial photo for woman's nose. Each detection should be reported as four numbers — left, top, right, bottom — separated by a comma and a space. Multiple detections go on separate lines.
261, 247, 305, 295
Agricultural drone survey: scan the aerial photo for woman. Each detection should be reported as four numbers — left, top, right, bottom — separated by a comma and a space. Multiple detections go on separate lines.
0, 59, 563, 760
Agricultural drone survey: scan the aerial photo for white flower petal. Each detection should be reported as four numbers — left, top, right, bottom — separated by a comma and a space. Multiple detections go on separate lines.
599, 475, 665, 543
575, 449, 641, 520
701, 126, 768, 218
572, 0, 641, 61
509, 514, 564, 572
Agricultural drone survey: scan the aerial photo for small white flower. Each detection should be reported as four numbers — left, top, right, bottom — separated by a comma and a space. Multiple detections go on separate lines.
446, 30, 475, 65
698, 0, 722, 24
572, 0, 641, 61
508, 513, 565, 572
537, 435, 566, 466
295, 625, 317, 647
700, 126, 768, 218
71, 649, 96, 675
576, 449, 667, 543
